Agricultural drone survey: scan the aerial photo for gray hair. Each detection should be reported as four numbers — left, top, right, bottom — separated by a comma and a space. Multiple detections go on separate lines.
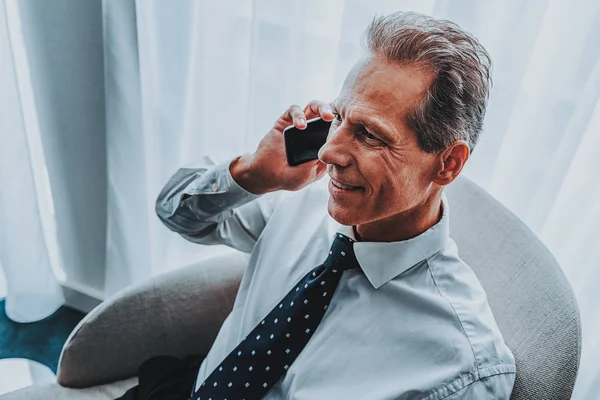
363, 12, 492, 153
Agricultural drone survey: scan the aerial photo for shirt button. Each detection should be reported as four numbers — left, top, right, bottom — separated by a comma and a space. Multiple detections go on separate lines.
212, 182, 219, 191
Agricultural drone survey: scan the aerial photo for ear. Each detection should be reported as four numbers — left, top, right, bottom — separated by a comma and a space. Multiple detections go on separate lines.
432, 140, 470, 186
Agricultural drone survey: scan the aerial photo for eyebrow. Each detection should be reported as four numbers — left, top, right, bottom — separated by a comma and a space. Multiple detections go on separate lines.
331, 101, 395, 143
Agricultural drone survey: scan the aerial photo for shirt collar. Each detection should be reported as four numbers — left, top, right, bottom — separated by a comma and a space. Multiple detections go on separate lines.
327, 193, 450, 289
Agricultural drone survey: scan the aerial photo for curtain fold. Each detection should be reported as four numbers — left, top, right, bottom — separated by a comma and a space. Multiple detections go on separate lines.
1, 0, 599, 398
0, 0, 64, 322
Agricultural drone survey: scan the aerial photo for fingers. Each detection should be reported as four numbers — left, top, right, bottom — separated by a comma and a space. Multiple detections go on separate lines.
304, 100, 335, 122
281, 104, 307, 129
279, 100, 334, 132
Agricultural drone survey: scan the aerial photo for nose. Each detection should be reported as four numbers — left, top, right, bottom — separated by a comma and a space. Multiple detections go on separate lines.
317, 125, 353, 168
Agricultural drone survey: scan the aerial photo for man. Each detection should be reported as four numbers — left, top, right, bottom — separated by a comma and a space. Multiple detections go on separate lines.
153, 11, 515, 400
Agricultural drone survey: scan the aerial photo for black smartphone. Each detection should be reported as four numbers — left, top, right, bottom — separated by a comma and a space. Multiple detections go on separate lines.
283, 117, 332, 166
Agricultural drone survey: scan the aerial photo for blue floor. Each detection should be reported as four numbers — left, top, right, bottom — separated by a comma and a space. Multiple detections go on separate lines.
0, 299, 85, 373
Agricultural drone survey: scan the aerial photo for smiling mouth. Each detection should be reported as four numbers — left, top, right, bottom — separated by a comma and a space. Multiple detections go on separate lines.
331, 178, 361, 191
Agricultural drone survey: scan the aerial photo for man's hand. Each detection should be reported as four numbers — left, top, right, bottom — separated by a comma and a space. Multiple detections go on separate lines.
230, 100, 335, 195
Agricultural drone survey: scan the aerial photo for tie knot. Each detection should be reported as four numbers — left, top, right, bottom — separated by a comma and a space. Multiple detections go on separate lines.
324, 233, 360, 271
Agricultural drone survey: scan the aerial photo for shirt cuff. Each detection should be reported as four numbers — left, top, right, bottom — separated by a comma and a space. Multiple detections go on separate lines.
177, 156, 261, 210
225, 157, 264, 199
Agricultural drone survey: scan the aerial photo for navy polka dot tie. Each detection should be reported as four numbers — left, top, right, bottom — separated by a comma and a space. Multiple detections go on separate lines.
190, 232, 359, 400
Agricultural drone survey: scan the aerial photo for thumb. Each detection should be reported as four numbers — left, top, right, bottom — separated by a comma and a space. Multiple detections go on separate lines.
315, 162, 327, 179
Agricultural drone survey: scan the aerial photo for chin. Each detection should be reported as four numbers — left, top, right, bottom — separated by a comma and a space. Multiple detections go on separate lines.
327, 198, 359, 226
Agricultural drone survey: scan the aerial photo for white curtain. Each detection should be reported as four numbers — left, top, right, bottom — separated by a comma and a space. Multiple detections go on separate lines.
1, 0, 599, 398
0, 0, 64, 322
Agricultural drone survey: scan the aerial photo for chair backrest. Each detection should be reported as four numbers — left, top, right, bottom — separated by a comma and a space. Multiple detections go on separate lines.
446, 176, 581, 400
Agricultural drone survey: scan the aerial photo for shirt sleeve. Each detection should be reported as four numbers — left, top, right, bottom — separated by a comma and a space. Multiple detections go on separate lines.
438, 372, 516, 400
155, 155, 284, 254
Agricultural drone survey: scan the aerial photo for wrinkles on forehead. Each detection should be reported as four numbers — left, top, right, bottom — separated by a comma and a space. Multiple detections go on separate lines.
333, 57, 435, 142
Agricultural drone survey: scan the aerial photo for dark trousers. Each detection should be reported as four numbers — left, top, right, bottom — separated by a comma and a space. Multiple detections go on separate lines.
116, 355, 204, 400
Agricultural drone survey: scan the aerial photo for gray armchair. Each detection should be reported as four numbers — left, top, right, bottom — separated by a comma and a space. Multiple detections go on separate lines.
1, 176, 581, 399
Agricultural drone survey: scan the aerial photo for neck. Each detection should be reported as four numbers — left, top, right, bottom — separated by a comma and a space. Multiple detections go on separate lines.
355, 191, 443, 242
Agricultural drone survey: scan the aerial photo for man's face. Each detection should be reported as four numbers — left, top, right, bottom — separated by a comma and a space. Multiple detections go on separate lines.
318, 56, 440, 227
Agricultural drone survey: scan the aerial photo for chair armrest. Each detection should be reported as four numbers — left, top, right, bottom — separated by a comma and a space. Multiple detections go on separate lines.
56, 251, 248, 388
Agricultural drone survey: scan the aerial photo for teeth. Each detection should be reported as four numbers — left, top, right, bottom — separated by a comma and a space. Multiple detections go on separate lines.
332, 179, 356, 190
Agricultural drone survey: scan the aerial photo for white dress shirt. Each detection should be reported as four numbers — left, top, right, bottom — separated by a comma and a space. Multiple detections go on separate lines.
155, 156, 516, 400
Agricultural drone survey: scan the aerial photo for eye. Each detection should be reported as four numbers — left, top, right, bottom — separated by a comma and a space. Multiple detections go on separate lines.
361, 129, 382, 144
333, 113, 342, 122
361, 130, 386, 146
364, 131, 378, 141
